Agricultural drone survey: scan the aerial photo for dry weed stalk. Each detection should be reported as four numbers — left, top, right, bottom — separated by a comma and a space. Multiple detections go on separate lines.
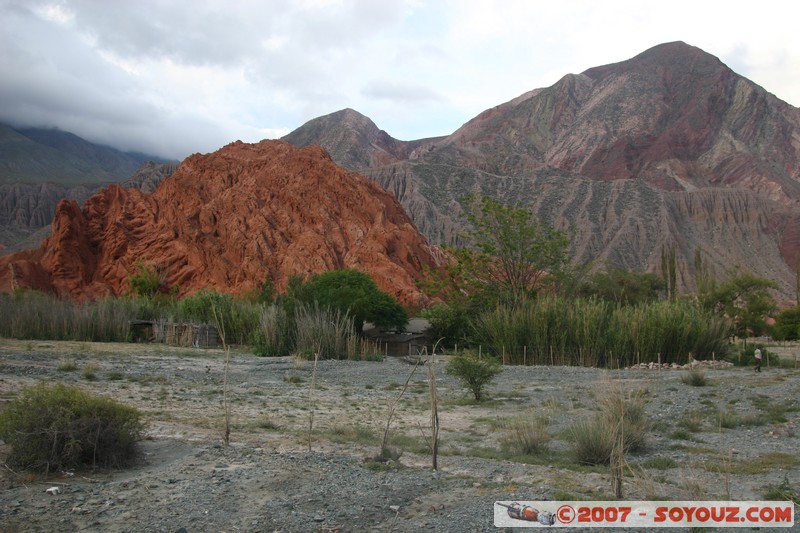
610, 415, 625, 498
379, 356, 421, 460
428, 340, 443, 470
212, 304, 231, 447
308, 348, 320, 452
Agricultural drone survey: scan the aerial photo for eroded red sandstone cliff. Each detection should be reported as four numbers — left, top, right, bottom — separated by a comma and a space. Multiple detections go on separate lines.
0, 140, 437, 306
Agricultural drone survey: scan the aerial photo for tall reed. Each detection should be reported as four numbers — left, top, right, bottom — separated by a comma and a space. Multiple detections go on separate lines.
0, 292, 143, 341
472, 297, 731, 367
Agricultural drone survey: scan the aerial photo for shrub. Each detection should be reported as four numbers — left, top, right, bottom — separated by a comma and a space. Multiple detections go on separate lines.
128, 261, 163, 298
568, 386, 648, 465
57, 358, 78, 372
0, 383, 145, 472
501, 416, 551, 455
446, 350, 502, 401
82, 362, 99, 381
680, 367, 708, 386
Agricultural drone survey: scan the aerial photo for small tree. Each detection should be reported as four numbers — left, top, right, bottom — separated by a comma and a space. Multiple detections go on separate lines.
772, 306, 800, 341
446, 350, 502, 401
128, 261, 162, 298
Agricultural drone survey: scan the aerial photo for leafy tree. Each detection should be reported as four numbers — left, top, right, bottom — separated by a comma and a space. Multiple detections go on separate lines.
698, 270, 777, 337
772, 306, 800, 341
578, 267, 666, 305
287, 269, 407, 331
421, 302, 472, 349
459, 196, 571, 306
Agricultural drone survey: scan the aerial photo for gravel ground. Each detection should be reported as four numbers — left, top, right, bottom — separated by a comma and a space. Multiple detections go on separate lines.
0, 339, 798, 532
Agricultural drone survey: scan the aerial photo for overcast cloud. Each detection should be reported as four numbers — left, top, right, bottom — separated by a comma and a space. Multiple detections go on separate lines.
0, 0, 798, 160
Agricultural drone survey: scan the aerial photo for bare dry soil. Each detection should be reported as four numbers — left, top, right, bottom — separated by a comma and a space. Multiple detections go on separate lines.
0, 339, 798, 532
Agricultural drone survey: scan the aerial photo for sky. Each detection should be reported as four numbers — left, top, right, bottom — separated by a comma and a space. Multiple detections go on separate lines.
1, 0, 798, 160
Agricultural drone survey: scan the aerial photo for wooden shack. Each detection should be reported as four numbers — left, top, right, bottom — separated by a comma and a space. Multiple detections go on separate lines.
129, 320, 220, 348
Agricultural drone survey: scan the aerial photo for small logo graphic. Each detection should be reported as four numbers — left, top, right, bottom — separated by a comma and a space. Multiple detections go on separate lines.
556, 504, 576, 524
496, 502, 556, 525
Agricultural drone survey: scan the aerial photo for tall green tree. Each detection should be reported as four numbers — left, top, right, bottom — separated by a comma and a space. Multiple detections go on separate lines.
460, 196, 571, 306
578, 267, 666, 305
698, 270, 777, 337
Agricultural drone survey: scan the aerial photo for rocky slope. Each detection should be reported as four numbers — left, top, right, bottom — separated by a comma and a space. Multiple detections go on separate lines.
285, 42, 800, 299
0, 162, 177, 254
0, 140, 437, 306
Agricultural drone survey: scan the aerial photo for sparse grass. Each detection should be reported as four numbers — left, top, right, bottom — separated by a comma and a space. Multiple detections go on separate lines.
680, 367, 709, 386
389, 433, 431, 455
283, 374, 305, 385
668, 429, 696, 441
750, 394, 798, 424
716, 409, 763, 429
254, 418, 280, 430
57, 358, 78, 372
678, 410, 705, 433
82, 362, 99, 381
107, 371, 124, 381
500, 416, 551, 455
641, 457, 678, 469
763, 474, 800, 504
698, 452, 800, 475
325, 424, 378, 446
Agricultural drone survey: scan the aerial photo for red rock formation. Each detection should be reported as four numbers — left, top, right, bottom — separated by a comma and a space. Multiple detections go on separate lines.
0, 140, 438, 307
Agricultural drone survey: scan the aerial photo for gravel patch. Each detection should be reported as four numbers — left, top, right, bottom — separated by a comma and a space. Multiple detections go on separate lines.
0, 339, 798, 532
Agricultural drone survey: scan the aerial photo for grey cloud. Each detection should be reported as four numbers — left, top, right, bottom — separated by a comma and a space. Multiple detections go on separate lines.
362, 80, 444, 104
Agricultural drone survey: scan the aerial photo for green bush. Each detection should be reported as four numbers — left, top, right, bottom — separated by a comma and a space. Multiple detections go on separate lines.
0, 383, 145, 472
177, 290, 260, 345
446, 350, 502, 401
128, 261, 163, 298
287, 269, 408, 331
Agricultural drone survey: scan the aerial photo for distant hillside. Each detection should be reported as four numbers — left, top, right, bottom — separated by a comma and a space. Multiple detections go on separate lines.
0, 161, 177, 254
0, 122, 172, 185
0, 123, 176, 252
285, 42, 800, 301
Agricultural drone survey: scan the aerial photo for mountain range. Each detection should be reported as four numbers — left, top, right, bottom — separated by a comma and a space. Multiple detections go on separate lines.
284, 41, 800, 300
1, 41, 798, 302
